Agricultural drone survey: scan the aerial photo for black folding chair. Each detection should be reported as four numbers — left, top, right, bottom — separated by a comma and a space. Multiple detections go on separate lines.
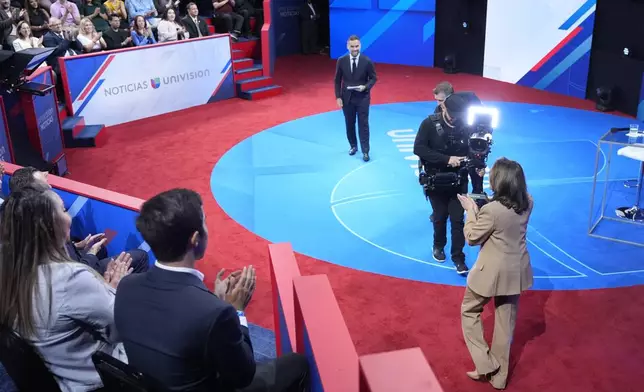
92, 351, 169, 392
0, 324, 61, 392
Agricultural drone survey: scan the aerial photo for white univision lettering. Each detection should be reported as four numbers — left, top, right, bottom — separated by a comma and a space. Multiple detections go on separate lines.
387, 129, 420, 177
162, 69, 211, 85
37, 107, 55, 130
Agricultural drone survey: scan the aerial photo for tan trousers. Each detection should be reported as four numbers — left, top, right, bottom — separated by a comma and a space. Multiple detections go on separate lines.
461, 286, 519, 389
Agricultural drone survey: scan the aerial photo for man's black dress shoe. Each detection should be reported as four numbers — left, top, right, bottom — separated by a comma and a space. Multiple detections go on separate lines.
363, 153, 370, 162
349, 147, 357, 156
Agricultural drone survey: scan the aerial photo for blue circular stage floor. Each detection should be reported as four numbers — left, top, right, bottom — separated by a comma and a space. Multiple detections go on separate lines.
211, 101, 644, 290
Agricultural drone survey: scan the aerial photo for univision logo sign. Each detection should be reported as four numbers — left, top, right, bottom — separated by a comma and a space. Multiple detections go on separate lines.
104, 69, 211, 96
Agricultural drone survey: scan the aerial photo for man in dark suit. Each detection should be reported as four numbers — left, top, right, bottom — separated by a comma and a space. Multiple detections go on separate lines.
115, 188, 309, 392
334, 35, 377, 162
182, 2, 209, 38
299, 0, 318, 54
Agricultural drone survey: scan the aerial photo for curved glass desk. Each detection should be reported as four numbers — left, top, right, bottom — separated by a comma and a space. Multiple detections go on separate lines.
588, 130, 644, 247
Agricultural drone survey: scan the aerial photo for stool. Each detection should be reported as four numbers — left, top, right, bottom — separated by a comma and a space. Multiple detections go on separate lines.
616, 146, 644, 221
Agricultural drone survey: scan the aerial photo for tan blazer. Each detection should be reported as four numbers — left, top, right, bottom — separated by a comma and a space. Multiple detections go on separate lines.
464, 200, 534, 297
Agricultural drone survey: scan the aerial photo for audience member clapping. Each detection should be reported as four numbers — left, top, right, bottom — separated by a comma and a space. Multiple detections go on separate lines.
9, 167, 150, 276
125, 0, 159, 28
76, 16, 106, 51
79, 0, 108, 32
102, 13, 131, 49
103, 0, 128, 28
0, 0, 26, 49
23, 0, 50, 38
114, 189, 310, 392
156, 7, 185, 42
12, 20, 44, 51
0, 187, 131, 391
130, 14, 155, 45
48, 0, 80, 35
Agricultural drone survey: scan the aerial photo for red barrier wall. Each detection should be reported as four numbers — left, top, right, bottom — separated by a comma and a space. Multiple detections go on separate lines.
269, 242, 301, 356
293, 274, 359, 392
359, 347, 444, 392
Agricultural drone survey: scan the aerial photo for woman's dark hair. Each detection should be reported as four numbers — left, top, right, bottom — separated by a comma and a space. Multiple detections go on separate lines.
0, 188, 69, 337
136, 189, 204, 262
162, 7, 183, 26
489, 157, 531, 214
133, 15, 148, 32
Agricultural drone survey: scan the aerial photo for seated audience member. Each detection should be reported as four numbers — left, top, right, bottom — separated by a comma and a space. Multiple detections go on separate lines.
156, 7, 185, 42
0, 0, 25, 49
233, 0, 261, 38
0, 187, 132, 392
213, 0, 241, 40
77, 16, 106, 51
24, 0, 50, 37
181, 2, 207, 38
102, 13, 131, 49
80, 0, 108, 32
103, 0, 128, 28
49, 0, 81, 35
154, 0, 179, 16
130, 14, 155, 45
125, 0, 160, 28
12, 20, 45, 51
9, 167, 150, 275
115, 189, 310, 392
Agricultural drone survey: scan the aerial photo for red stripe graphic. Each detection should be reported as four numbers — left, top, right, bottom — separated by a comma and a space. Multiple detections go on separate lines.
211, 68, 232, 98
531, 26, 583, 72
78, 55, 115, 101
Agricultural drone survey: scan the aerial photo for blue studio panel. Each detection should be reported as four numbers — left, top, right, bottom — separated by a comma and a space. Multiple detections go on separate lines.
329, 0, 436, 67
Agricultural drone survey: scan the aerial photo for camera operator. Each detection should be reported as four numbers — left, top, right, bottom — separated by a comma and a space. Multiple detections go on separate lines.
414, 93, 471, 274
433, 82, 485, 197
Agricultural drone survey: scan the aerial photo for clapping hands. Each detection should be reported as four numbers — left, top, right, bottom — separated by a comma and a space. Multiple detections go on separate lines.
103, 252, 133, 289
457, 194, 479, 214
214, 266, 256, 311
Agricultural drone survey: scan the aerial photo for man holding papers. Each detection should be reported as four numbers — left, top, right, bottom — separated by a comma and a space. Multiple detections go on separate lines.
334, 35, 377, 162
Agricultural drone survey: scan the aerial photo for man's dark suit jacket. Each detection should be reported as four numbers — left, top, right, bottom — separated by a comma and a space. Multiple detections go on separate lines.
334, 53, 377, 102
0, 8, 15, 46
42, 31, 80, 71
114, 266, 256, 391
182, 15, 209, 39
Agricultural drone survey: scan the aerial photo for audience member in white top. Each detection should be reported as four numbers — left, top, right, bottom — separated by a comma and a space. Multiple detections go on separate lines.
76, 16, 105, 52
156, 8, 187, 42
0, 186, 133, 392
12, 20, 44, 51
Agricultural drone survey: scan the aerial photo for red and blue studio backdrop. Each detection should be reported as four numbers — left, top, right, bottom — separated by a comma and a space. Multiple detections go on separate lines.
329, 0, 436, 67
483, 0, 596, 99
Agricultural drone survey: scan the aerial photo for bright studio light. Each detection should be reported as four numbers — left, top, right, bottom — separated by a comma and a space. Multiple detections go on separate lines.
467, 106, 499, 129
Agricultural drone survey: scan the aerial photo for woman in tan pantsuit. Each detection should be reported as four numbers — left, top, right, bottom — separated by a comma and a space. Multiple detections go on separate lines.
456, 157, 534, 390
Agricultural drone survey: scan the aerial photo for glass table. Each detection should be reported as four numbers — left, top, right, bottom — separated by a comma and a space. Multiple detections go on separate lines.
588, 129, 644, 247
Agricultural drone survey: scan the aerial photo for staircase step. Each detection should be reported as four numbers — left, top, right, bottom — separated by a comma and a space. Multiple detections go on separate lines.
231, 37, 259, 59
234, 65, 263, 81
233, 58, 254, 70
232, 49, 245, 60
236, 76, 273, 93
61, 116, 85, 138
239, 85, 283, 101
69, 125, 107, 148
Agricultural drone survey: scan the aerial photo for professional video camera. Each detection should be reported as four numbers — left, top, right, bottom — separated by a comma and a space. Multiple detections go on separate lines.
417, 94, 499, 196
461, 105, 499, 170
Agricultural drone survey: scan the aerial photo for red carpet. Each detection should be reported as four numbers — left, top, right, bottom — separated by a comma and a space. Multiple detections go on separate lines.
66, 56, 644, 391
